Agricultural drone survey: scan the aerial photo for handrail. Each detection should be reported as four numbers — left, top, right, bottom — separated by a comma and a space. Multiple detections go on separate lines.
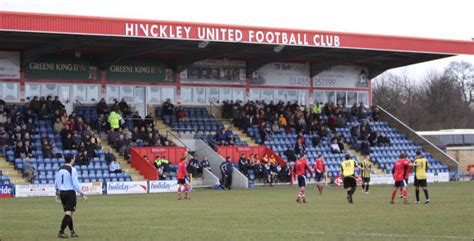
376, 105, 460, 180
166, 130, 192, 151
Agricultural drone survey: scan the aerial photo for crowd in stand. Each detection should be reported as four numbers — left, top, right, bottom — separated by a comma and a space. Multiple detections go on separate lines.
0, 96, 107, 182
93, 98, 174, 160
237, 153, 291, 185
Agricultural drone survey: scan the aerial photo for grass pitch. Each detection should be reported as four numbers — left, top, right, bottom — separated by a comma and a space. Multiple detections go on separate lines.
1, 182, 473, 241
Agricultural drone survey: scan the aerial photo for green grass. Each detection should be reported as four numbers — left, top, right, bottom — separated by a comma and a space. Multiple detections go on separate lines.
1, 182, 473, 241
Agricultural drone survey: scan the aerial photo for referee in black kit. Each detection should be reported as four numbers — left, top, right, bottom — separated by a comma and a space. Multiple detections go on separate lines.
55, 154, 87, 238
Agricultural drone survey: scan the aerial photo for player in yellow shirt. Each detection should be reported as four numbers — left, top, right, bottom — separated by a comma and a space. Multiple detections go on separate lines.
359, 155, 372, 194
413, 151, 430, 204
340, 154, 358, 204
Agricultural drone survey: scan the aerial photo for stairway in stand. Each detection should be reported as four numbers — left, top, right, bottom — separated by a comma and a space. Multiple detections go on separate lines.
0, 157, 29, 184
100, 139, 145, 181
343, 143, 386, 175
154, 119, 180, 143
222, 120, 259, 146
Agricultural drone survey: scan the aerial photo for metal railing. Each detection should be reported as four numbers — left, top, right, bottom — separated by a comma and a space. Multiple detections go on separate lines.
376, 105, 460, 180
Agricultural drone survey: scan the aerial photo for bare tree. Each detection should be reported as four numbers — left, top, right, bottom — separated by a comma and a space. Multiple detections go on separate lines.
444, 61, 474, 103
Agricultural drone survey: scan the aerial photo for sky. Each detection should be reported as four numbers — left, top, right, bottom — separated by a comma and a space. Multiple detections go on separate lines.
1, 0, 473, 79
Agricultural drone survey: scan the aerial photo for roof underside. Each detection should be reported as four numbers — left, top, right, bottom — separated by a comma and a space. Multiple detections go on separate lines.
0, 31, 453, 78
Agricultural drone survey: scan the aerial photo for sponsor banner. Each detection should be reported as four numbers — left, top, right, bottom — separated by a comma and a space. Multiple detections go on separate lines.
313, 65, 369, 89
0, 184, 14, 198
0, 51, 20, 79
15, 184, 56, 197
251, 62, 310, 87
106, 60, 175, 82
106, 181, 148, 195
180, 60, 246, 85
78, 182, 103, 195
149, 180, 179, 193
25, 56, 99, 80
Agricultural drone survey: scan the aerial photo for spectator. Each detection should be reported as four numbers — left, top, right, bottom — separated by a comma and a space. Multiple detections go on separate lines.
225, 128, 235, 143
200, 156, 211, 174
214, 128, 226, 143
162, 99, 174, 116
22, 156, 36, 182
371, 106, 381, 121
294, 138, 306, 157
283, 147, 297, 164
114, 134, 130, 160
42, 139, 53, 159
105, 150, 116, 165
53, 117, 64, 133
62, 132, 76, 150
220, 157, 233, 190
109, 159, 122, 173
131, 111, 143, 129
153, 155, 170, 180
377, 133, 391, 146
75, 150, 89, 166
330, 139, 341, 154
119, 98, 131, 117
187, 157, 201, 177
238, 153, 249, 176
14, 141, 26, 158
311, 103, 322, 120
96, 98, 109, 116
108, 107, 123, 131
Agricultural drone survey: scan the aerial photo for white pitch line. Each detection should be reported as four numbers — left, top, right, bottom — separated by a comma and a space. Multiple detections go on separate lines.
146, 225, 471, 240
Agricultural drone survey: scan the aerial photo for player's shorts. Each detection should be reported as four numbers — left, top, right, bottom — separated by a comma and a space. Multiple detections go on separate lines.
59, 190, 77, 212
343, 176, 356, 189
394, 180, 407, 188
414, 178, 427, 187
177, 178, 186, 185
314, 172, 324, 182
362, 177, 370, 183
297, 175, 307, 187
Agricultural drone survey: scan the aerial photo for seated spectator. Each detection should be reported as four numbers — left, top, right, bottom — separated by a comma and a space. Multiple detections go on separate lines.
176, 107, 186, 122
330, 139, 341, 154
224, 128, 235, 142
109, 159, 122, 173
368, 132, 379, 147
114, 134, 130, 160
214, 128, 226, 143
53, 117, 64, 133
278, 114, 287, 127
327, 114, 336, 130
22, 156, 36, 182
62, 132, 76, 150
336, 114, 346, 128
294, 139, 306, 157
25, 118, 36, 133
377, 133, 391, 146
97, 113, 108, 133
238, 153, 249, 176
37, 104, 49, 120
0, 125, 7, 154
371, 106, 381, 121
271, 121, 280, 134
75, 150, 89, 166
153, 155, 170, 180
14, 141, 26, 158
105, 150, 116, 165
132, 111, 143, 128
42, 139, 53, 158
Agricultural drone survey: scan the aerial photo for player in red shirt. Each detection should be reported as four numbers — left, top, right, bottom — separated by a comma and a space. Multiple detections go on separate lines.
391, 153, 412, 204
293, 153, 313, 203
314, 154, 326, 195
176, 157, 189, 200
399, 157, 412, 198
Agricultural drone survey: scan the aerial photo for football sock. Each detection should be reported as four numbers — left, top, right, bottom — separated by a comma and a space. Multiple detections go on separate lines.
60, 215, 70, 233
423, 189, 429, 200
391, 190, 397, 201
402, 188, 407, 199
415, 189, 420, 202
68, 217, 74, 231
365, 184, 369, 192
361, 184, 365, 190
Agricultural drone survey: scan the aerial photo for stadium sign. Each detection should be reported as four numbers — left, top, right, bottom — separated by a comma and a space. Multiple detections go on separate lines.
149, 180, 179, 193
251, 62, 310, 87
106, 181, 148, 195
25, 56, 99, 81
106, 60, 175, 83
0, 51, 20, 79
125, 23, 341, 47
180, 59, 246, 85
15, 184, 56, 197
0, 184, 13, 198
78, 182, 103, 195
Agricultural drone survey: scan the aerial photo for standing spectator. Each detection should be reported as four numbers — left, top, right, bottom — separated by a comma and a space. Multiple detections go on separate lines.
238, 153, 249, 176
104, 150, 116, 165
53, 117, 65, 134
22, 156, 36, 182
162, 99, 174, 116
200, 156, 211, 174
283, 147, 297, 165
187, 157, 201, 177
96, 98, 109, 116
220, 157, 233, 190
108, 108, 123, 131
